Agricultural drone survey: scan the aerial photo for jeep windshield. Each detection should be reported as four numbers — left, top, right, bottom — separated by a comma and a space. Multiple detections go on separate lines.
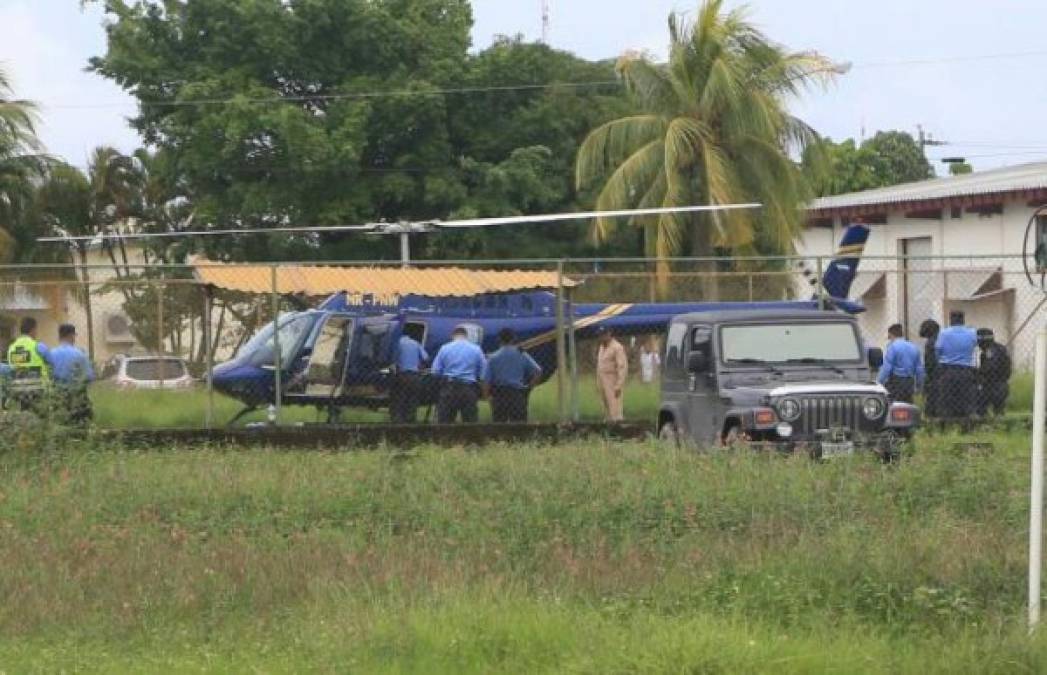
720, 322, 861, 364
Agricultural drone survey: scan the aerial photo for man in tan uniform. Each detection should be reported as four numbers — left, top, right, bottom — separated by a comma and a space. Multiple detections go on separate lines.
595, 327, 628, 422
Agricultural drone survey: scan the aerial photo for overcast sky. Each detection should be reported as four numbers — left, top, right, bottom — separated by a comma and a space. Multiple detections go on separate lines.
3, 0, 1047, 171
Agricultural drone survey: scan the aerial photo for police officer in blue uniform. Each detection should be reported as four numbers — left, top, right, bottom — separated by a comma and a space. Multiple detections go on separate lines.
486, 328, 542, 423
877, 323, 924, 403
935, 311, 978, 421
431, 326, 488, 424
389, 325, 429, 423
49, 324, 95, 424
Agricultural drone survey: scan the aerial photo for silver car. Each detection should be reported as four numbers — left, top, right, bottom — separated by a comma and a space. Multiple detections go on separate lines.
102, 354, 195, 390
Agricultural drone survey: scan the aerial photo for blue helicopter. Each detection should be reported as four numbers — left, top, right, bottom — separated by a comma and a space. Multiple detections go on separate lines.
38, 203, 870, 424
208, 223, 871, 424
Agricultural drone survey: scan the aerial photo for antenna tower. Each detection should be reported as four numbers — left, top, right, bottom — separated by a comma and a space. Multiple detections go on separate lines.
541, 0, 550, 43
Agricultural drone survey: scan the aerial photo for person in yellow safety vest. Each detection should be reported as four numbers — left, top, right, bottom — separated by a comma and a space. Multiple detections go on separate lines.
6, 316, 52, 409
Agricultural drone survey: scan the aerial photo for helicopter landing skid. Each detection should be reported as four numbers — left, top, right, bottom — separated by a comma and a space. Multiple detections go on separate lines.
226, 405, 259, 427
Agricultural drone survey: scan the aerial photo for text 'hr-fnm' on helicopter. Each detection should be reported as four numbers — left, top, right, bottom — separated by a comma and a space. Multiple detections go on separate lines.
39, 205, 871, 425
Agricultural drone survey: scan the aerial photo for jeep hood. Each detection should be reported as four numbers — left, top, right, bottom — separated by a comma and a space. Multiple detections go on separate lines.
768, 382, 888, 397
726, 382, 887, 404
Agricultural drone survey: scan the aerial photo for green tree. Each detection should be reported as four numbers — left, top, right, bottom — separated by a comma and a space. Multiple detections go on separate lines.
35, 146, 156, 361
575, 0, 835, 287
86, 3, 637, 262
804, 131, 934, 196
85, 0, 473, 262
0, 66, 47, 261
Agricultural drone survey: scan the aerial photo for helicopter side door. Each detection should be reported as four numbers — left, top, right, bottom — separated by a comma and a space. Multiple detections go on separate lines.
284, 314, 355, 400
343, 317, 399, 395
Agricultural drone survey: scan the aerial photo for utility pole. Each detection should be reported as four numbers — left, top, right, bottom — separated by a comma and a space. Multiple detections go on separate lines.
917, 124, 947, 158
541, 0, 550, 43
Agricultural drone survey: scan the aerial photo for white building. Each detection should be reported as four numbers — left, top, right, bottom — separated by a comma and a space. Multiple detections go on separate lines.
796, 161, 1047, 367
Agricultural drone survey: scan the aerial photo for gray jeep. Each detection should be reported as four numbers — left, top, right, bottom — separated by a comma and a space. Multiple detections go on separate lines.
657, 308, 919, 457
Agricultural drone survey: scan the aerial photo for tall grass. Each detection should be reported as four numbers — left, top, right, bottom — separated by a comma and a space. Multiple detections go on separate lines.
0, 430, 1044, 671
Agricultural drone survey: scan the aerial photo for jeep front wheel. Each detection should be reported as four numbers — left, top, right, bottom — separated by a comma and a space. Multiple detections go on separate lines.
722, 424, 750, 448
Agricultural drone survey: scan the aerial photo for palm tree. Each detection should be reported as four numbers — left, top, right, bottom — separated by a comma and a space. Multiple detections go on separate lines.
0, 65, 47, 261
575, 0, 837, 293
36, 163, 99, 360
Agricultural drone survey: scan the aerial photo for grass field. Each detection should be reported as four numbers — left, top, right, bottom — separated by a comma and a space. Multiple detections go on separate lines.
85, 372, 1036, 429
87, 379, 664, 428
1, 427, 1046, 671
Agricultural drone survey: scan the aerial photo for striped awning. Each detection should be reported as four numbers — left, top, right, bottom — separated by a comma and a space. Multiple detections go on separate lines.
192, 260, 575, 297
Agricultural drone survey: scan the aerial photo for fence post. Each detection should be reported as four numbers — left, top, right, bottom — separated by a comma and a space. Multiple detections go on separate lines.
157, 277, 165, 389
555, 261, 568, 424
816, 256, 825, 310
747, 274, 754, 302
942, 269, 950, 323
203, 285, 214, 430
271, 264, 282, 425
1030, 324, 1047, 634
567, 285, 580, 423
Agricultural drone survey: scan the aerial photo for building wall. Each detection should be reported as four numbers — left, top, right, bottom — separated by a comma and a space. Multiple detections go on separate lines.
797, 198, 1042, 368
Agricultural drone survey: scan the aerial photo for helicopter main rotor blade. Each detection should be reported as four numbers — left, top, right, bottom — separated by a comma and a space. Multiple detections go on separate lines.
36, 223, 379, 243
434, 203, 762, 229
35, 203, 761, 243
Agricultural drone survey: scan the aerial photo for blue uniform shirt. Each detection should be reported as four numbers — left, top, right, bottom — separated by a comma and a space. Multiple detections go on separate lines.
486, 346, 541, 389
395, 336, 429, 373
432, 338, 488, 384
877, 338, 925, 385
49, 343, 94, 385
936, 325, 978, 367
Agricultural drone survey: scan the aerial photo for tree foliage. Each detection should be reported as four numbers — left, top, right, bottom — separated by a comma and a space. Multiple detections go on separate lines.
84, 1, 633, 261
575, 0, 835, 269
0, 66, 47, 261
803, 131, 934, 196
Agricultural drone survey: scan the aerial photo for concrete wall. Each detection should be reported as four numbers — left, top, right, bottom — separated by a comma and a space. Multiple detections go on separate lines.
797, 199, 1043, 367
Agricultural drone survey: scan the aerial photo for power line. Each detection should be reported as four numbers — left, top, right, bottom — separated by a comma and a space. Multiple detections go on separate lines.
41, 79, 622, 111
928, 150, 1047, 160
29, 47, 1047, 112
852, 49, 1047, 69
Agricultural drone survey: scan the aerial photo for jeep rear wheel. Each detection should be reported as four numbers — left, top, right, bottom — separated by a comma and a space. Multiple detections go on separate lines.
658, 420, 680, 448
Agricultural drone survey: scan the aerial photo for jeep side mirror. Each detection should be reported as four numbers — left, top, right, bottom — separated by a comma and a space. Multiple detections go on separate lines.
867, 347, 884, 369
687, 351, 709, 373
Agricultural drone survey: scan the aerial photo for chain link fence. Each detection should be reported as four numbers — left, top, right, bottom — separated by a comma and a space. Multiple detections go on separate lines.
0, 254, 1040, 430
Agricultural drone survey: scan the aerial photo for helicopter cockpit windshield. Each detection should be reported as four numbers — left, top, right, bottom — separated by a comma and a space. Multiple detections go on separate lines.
241, 313, 319, 367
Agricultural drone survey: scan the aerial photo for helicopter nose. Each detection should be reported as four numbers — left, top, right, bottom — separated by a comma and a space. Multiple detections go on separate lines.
208, 359, 271, 405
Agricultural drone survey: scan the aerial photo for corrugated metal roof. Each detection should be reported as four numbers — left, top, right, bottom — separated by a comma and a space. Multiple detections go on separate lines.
193, 261, 574, 297
809, 161, 1047, 213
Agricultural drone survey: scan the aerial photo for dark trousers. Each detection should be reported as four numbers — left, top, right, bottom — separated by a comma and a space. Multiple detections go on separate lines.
978, 382, 1009, 416
885, 375, 915, 404
56, 386, 93, 425
924, 372, 941, 417
437, 380, 479, 424
490, 386, 530, 423
939, 365, 976, 420
389, 372, 421, 423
